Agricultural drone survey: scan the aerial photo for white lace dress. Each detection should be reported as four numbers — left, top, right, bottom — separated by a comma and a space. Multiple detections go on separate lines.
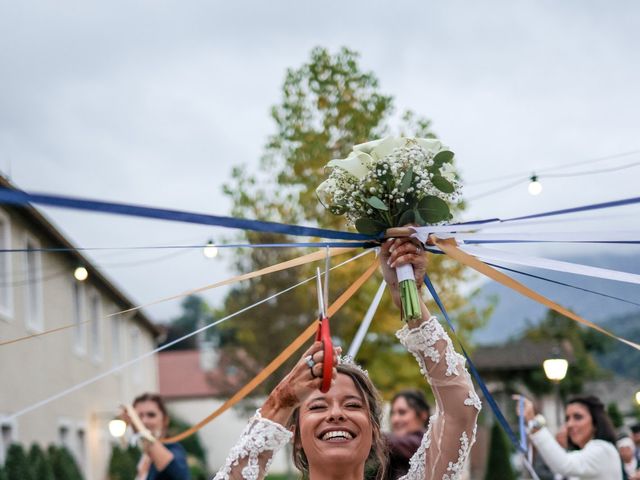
212, 316, 481, 480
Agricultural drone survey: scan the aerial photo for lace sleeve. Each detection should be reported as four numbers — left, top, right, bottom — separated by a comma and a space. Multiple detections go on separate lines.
396, 316, 481, 480
212, 409, 293, 480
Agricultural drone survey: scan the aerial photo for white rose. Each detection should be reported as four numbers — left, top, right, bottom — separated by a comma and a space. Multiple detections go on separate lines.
326, 151, 373, 180
416, 138, 443, 155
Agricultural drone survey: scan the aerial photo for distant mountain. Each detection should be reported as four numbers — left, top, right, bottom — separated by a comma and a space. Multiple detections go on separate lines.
596, 311, 640, 380
471, 251, 640, 345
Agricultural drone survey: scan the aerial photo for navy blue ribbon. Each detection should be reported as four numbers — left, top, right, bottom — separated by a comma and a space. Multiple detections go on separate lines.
0, 241, 375, 254
423, 273, 526, 454
0, 188, 373, 241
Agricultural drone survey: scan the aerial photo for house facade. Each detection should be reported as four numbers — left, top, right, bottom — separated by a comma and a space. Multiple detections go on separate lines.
0, 176, 159, 480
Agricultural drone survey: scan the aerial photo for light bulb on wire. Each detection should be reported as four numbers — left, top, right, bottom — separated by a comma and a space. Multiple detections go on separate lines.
203, 239, 218, 259
74, 266, 88, 281
528, 174, 543, 196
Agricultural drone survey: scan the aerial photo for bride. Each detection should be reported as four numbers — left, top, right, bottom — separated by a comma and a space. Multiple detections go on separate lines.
213, 237, 481, 480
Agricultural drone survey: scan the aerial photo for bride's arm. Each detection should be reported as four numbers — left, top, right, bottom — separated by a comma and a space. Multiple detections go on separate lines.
381, 238, 481, 480
213, 342, 337, 480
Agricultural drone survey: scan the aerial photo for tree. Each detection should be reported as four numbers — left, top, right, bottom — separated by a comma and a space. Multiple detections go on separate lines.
27, 444, 54, 480
484, 422, 516, 480
221, 46, 490, 395
107, 445, 138, 480
160, 295, 232, 350
5, 444, 32, 480
521, 309, 608, 397
607, 403, 624, 428
47, 445, 83, 480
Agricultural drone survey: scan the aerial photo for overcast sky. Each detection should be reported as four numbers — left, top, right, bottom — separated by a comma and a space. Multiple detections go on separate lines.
2, 1, 639, 326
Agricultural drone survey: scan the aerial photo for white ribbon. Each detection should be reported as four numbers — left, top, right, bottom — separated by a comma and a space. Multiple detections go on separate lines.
347, 280, 386, 359
450, 231, 640, 244
459, 245, 640, 285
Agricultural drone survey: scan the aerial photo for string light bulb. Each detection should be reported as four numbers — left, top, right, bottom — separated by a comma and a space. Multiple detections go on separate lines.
108, 419, 127, 438
74, 266, 88, 281
635, 390, 640, 406
543, 358, 568, 382
528, 174, 543, 196
203, 239, 218, 259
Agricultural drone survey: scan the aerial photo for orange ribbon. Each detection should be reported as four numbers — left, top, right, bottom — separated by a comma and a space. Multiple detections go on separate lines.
162, 259, 379, 443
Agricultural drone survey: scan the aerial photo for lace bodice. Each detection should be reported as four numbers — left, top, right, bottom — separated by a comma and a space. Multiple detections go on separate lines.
212, 316, 480, 480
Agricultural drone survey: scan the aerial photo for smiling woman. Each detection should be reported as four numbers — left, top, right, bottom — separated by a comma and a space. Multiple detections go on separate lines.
212, 237, 481, 480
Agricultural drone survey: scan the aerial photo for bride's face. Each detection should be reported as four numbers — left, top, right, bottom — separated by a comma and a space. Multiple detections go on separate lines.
298, 373, 373, 468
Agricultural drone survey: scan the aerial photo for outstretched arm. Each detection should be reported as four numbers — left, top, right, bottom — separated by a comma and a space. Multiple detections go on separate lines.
381, 238, 481, 480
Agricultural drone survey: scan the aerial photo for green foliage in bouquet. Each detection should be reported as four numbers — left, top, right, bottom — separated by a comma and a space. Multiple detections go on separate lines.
317, 137, 461, 236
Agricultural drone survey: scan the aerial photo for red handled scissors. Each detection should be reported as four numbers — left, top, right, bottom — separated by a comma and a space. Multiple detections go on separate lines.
315, 249, 333, 393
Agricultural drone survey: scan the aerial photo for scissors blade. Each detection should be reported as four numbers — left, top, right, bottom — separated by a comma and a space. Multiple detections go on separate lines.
323, 247, 330, 317
316, 267, 325, 318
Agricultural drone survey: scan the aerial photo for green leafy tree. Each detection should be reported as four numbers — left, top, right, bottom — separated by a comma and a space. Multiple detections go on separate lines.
47, 445, 83, 480
5, 444, 32, 480
484, 422, 516, 480
107, 445, 138, 480
0, 465, 7, 480
27, 444, 54, 480
221, 46, 490, 395
607, 403, 624, 428
521, 310, 608, 396
160, 295, 233, 350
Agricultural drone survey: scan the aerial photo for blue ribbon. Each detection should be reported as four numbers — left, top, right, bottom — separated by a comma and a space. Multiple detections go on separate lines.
0, 241, 375, 254
423, 273, 526, 454
0, 188, 373, 241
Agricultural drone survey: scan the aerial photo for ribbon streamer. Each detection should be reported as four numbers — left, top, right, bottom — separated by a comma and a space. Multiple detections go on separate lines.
433, 237, 640, 351
347, 280, 387, 359
0, 188, 371, 241
162, 260, 379, 443
459, 244, 640, 285
1, 247, 356, 347
5, 250, 373, 422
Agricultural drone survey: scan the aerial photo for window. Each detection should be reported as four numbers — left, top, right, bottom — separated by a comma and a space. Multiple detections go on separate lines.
58, 424, 70, 448
75, 428, 86, 473
88, 290, 101, 362
111, 314, 122, 367
24, 235, 43, 332
73, 281, 86, 355
0, 417, 16, 465
0, 211, 12, 320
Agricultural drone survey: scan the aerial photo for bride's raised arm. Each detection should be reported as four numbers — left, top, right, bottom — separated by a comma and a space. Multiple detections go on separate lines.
381, 237, 481, 480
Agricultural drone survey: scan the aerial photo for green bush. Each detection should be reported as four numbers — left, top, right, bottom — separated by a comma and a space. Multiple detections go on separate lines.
28, 444, 54, 480
107, 445, 139, 480
484, 422, 516, 480
48, 445, 83, 480
5, 444, 33, 480
0, 465, 7, 480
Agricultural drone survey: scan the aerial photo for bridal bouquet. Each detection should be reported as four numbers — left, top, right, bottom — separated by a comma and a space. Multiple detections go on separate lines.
317, 137, 461, 322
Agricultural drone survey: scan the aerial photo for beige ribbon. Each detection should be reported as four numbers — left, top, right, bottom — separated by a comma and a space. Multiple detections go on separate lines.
433, 236, 640, 351
1, 247, 356, 347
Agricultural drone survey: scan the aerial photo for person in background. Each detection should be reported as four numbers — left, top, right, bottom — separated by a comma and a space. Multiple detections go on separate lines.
515, 394, 622, 479
632, 424, 640, 464
385, 389, 431, 479
124, 392, 190, 480
618, 436, 640, 480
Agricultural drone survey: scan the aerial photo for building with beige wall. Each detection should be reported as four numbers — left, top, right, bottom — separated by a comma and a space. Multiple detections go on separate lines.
0, 176, 159, 479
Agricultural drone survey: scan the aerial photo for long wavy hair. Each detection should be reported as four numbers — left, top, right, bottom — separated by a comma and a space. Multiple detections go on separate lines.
288, 363, 388, 480
566, 395, 616, 450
